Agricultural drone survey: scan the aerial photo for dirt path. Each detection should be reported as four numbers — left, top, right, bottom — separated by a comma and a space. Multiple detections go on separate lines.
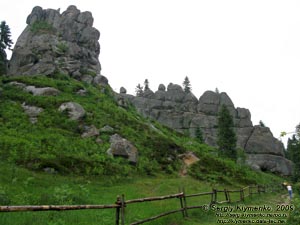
280, 194, 292, 204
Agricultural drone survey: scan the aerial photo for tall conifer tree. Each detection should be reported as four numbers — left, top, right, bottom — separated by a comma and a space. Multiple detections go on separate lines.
0, 21, 13, 74
182, 76, 191, 93
217, 105, 237, 160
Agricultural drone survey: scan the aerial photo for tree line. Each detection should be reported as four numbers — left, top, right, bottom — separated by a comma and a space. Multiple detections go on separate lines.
286, 124, 300, 182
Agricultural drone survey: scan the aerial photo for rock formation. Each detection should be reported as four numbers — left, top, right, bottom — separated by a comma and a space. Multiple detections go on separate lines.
119, 84, 293, 175
58, 102, 85, 120
21, 102, 44, 124
9, 5, 101, 82
107, 134, 138, 164
7, 5, 291, 175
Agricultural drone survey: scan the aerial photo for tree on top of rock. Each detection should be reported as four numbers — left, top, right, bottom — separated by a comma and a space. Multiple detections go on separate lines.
259, 120, 266, 127
217, 104, 237, 160
0, 21, 13, 75
135, 83, 144, 96
182, 76, 191, 93
144, 79, 149, 91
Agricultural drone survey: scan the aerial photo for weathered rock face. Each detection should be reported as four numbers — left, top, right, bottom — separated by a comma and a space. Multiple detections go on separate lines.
21, 102, 44, 124
58, 102, 85, 120
107, 134, 138, 164
246, 154, 292, 176
9, 5, 101, 81
119, 84, 292, 175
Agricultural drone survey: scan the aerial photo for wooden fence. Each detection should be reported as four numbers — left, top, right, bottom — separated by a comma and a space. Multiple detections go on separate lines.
0, 184, 282, 225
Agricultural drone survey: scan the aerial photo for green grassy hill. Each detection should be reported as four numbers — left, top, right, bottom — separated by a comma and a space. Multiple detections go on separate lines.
0, 74, 289, 224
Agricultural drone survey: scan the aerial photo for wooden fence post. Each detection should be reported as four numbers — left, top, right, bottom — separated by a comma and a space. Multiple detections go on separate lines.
224, 189, 231, 203
178, 188, 185, 218
121, 194, 125, 225
240, 188, 244, 202
210, 189, 214, 205
116, 196, 121, 225
182, 187, 188, 218
211, 189, 217, 204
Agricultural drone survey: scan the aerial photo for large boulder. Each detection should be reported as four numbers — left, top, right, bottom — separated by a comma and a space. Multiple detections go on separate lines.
21, 102, 44, 124
24, 86, 60, 96
107, 134, 138, 164
246, 154, 293, 176
245, 126, 285, 156
81, 125, 99, 138
9, 5, 101, 79
58, 102, 85, 120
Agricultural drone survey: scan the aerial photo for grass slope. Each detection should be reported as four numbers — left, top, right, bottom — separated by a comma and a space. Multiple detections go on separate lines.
0, 74, 288, 224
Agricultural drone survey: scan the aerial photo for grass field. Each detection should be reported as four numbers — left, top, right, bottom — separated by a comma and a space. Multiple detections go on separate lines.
0, 162, 290, 225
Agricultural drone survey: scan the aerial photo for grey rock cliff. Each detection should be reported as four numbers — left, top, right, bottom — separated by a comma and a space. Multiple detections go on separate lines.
119, 84, 292, 175
9, 5, 101, 80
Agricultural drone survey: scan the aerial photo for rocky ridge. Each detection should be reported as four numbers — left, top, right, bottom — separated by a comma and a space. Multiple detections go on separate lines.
7, 5, 292, 175
118, 84, 292, 175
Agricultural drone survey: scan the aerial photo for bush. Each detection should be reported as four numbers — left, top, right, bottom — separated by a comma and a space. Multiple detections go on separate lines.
39, 185, 89, 205
293, 182, 300, 193
56, 42, 68, 54
287, 197, 300, 224
30, 21, 55, 34
0, 187, 10, 205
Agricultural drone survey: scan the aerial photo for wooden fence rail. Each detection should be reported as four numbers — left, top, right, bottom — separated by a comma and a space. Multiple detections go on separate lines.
0, 184, 284, 225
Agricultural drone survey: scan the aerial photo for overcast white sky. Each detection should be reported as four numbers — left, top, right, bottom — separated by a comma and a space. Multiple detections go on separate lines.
1, 0, 300, 146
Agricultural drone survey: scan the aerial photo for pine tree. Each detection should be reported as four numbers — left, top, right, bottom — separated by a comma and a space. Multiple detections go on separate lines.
286, 135, 300, 182
135, 83, 144, 96
286, 123, 300, 182
195, 127, 204, 143
182, 76, 191, 93
144, 79, 149, 91
217, 104, 237, 160
0, 21, 13, 75
259, 120, 266, 127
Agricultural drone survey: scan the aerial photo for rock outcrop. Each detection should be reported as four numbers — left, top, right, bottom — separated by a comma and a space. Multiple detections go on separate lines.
58, 102, 85, 120
21, 102, 44, 124
81, 125, 99, 138
9, 5, 101, 81
119, 84, 292, 175
107, 134, 138, 164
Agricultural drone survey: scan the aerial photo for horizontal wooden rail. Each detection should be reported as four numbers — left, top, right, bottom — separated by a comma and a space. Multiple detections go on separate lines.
186, 205, 209, 210
227, 190, 241, 193
185, 192, 213, 198
125, 193, 183, 204
130, 208, 184, 225
0, 204, 119, 212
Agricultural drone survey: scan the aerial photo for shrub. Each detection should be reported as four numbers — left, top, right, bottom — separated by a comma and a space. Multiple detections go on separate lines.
0, 187, 10, 205
56, 42, 68, 54
30, 21, 55, 34
294, 182, 300, 193
287, 197, 300, 224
